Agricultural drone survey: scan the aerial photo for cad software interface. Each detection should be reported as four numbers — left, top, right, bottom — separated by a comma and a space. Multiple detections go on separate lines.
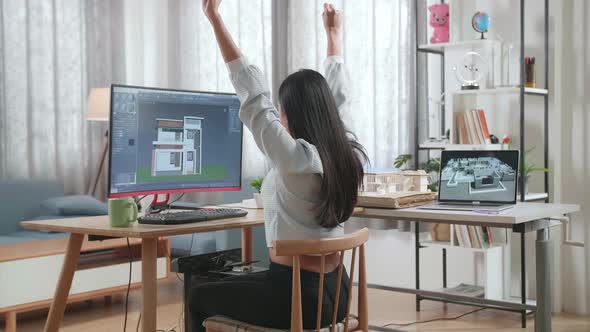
109, 86, 242, 196
439, 151, 518, 203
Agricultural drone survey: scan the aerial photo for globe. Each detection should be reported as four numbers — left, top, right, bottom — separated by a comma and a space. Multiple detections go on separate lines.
472, 12, 491, 39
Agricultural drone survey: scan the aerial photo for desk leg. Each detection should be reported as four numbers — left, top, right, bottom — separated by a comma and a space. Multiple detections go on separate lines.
241, 227, 253, 263
142, 238, 158, 332
535, 229, 551, 332
415, 221, 421, 312
521, 232, 527, 328
44, 233, 84, 332
184, 271, 193, 332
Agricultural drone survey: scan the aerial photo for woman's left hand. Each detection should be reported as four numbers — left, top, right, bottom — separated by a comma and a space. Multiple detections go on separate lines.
202, 0, 222, 21
322, 3, 342, 36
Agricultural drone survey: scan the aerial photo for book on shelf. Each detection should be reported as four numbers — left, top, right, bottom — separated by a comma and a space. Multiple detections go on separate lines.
470, 110, 486, 144
481, 226, 492, 249
454, 109, 492, 145
455, 113, 469, 144
476, 226, 489, 249
453, 225, 493, 249
465, 110, 480, 144
477, 109, 492, 144
469, 226, 481, 248
455, 225, 472, 248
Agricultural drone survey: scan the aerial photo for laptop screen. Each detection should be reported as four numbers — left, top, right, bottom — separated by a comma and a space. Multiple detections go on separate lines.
438, 150, 519, 204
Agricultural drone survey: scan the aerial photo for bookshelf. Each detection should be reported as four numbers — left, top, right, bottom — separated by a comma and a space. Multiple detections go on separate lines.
418, 39, 502, 53
418, 142, 502, 150
422, 240, 504, 252
451, 87, 548, 96
413, 0, 550, 328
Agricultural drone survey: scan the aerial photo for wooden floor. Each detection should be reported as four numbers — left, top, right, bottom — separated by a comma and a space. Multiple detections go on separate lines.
4, 277, 590, 332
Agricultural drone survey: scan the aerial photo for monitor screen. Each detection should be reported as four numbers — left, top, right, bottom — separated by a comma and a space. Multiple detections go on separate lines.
108, 85, 242, 198
438, 150, 519, 204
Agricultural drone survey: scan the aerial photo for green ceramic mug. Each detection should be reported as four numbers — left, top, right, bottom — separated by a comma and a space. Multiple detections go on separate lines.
108, 197, 138, 227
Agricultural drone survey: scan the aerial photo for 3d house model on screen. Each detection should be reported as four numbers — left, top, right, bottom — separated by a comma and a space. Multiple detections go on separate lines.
152, 117, 203, 177
440, 156, 517, 201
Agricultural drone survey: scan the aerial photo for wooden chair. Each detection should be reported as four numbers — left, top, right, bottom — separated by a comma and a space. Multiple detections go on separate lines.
204, 228, 369, 332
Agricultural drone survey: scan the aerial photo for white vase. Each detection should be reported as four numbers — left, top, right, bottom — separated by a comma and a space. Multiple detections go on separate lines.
253, 193, 263, 209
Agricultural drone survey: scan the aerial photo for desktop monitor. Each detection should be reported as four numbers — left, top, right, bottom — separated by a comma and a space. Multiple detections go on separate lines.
108, 84, 243, 198
438, 150, 519, 204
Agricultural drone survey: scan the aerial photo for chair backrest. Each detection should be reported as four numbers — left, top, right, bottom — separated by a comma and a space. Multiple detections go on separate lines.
273, 228, 370, 332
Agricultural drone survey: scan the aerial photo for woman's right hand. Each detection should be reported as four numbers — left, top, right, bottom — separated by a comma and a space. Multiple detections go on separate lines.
202, 0, 222, 21
323, 3, 342, 56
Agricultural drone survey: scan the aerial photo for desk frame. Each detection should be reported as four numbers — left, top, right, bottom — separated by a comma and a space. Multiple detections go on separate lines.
353, 204, 577, 332
412, 219, 560, 330
21, 208, 263, 332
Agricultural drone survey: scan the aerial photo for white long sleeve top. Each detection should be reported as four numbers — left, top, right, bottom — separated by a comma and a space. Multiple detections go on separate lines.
227, 55, 351, 247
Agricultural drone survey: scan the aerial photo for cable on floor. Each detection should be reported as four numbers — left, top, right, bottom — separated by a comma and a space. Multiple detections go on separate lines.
381, 307, 486, 328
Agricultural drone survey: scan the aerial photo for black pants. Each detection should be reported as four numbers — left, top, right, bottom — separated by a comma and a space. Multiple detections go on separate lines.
189, 262, 350, 332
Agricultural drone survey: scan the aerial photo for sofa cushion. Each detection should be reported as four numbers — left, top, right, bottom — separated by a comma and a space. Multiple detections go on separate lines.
0, 235, 32, 245
41, 195, 107, 216
8, 230, 68, 241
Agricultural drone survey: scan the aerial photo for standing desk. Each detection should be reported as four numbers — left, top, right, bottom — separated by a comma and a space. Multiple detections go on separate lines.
352, 202, 580, 332
21, 206, 265, 332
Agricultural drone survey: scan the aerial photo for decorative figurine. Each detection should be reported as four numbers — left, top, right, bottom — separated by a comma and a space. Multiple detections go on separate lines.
452, 51, 488, 90
472, 11, 491, 39
502, 136, 512, 150
490, 134, 500, 144
429, 3, 449, 43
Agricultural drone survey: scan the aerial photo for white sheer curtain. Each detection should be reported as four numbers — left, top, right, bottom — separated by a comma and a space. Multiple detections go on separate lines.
0, 0, 269, 199
123, 0, 270, 181
552, 0, 590, 315
0, 0, 125, 196
286, 0, 415, 168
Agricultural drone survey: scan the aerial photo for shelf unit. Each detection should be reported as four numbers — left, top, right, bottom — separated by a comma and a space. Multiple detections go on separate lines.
418, 39, 502, 53
451, 86, 548, 96
412, 0, 550, 329
422, 240, 505, 252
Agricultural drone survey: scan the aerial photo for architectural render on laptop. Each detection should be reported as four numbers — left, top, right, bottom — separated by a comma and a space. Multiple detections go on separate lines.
438, 151, 519, 203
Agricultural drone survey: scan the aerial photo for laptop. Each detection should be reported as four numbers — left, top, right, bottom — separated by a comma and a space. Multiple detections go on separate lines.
418, 150, 519, 212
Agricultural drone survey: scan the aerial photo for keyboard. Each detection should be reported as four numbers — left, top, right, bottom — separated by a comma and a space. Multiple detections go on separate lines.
137, 208, 248, 225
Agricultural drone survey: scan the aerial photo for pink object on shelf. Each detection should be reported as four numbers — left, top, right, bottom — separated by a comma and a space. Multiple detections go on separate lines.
429, 3, 449, 44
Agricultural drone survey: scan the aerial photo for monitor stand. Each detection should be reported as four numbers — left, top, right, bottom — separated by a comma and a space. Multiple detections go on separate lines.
146, 194, 170, 214
145, 193, 205, 214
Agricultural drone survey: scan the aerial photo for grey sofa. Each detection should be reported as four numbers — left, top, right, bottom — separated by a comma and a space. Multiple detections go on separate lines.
0, 179, 268, 264
0, 180, 77, 244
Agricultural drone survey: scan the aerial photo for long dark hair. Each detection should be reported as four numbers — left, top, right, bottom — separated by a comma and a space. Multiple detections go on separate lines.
278, 69, 368, 228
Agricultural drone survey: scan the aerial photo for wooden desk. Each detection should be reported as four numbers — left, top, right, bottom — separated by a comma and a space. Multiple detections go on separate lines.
352, 202, 580, 332
21, 206, 265, 332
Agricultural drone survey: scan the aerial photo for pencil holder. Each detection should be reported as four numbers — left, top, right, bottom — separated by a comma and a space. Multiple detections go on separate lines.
525, 61, 536, 88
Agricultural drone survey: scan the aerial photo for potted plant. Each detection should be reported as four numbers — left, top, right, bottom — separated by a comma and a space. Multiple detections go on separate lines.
419, 157, 441, 192
393, 154, 413, 170
250, 177, 264, 208
520, 147, 549, 195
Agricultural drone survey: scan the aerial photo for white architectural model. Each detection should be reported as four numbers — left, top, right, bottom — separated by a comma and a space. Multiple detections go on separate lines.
362, 170, 430, 193
151, 116, 203, 176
